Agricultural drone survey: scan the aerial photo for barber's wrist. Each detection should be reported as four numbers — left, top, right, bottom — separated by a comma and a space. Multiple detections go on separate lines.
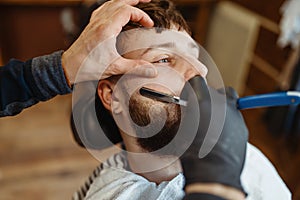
61, 51, 74, 87
62, 48, 85, 87
185, 183, 246, 200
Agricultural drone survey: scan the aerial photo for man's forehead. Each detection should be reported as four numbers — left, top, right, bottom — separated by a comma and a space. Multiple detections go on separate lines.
117, 28, 199, 56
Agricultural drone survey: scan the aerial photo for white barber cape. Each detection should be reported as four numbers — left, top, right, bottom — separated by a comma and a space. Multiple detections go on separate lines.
83, 143, 291, 200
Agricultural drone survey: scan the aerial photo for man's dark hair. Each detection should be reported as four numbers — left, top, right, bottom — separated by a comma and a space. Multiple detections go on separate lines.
124, 0, 191, 34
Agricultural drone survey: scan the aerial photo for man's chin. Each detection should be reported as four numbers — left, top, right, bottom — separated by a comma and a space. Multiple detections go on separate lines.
136, 120, 180, 154
129, 93, 181, 154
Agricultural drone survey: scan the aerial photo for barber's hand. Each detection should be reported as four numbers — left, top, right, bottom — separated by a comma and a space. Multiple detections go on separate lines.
62, 0, 157, 85
180, 76, 248, 198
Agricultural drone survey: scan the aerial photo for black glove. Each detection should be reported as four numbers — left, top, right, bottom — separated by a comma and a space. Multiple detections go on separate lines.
180, 76, 248, 195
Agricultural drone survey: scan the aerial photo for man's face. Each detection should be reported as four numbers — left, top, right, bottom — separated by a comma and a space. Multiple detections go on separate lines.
114, 29, 207, 153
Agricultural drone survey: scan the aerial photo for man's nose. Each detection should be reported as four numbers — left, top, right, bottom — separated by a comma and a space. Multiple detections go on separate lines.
177, 56, 208, 81
175, 63, 202, 81
184, 68, 198, 81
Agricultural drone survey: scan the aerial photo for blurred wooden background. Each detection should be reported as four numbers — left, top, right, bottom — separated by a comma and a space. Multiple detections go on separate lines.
0, 95, 99, 199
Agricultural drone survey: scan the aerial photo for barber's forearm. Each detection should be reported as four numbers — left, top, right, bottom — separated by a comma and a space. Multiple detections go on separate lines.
185, 183, 246, 200
0, 59, 36, 116
0, 51, 72, 117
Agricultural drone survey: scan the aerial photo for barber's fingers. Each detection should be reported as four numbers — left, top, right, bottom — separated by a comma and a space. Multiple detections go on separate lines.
106, 57, 158, 78
91, 0, 154, 29
123, 6, 154, 27
63, 0, 154, 85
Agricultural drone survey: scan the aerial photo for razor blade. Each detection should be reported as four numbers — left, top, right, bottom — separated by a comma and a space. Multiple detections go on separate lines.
139, 87, 187, 106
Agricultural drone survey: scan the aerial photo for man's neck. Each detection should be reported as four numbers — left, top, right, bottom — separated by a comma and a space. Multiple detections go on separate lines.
128, 153, 182, 184
122, 134, 182, 184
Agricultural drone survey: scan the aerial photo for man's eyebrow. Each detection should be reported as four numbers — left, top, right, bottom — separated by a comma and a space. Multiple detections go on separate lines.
140, 42, 176, 56
140, 42, 199, 56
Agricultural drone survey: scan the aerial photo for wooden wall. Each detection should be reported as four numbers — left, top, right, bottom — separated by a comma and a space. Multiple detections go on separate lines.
230, 0, 296, 95
0, 2, 80, 63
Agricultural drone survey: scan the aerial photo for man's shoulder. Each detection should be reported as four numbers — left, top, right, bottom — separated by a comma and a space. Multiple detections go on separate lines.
85, 152, 185, 200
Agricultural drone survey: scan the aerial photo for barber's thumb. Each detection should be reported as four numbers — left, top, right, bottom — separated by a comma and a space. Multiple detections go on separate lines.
114, 57, 158, 78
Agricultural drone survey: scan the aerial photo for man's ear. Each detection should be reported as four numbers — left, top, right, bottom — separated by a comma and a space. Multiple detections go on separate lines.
97, 80, 122, 114
97, 80, 114, 112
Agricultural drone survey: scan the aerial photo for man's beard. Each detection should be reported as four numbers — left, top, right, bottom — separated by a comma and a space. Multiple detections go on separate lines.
128, 93, 181, 154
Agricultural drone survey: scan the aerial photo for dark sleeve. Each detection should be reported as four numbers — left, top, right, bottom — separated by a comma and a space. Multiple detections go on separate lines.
183, 193, 225, 200
0, 50, 72, 117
